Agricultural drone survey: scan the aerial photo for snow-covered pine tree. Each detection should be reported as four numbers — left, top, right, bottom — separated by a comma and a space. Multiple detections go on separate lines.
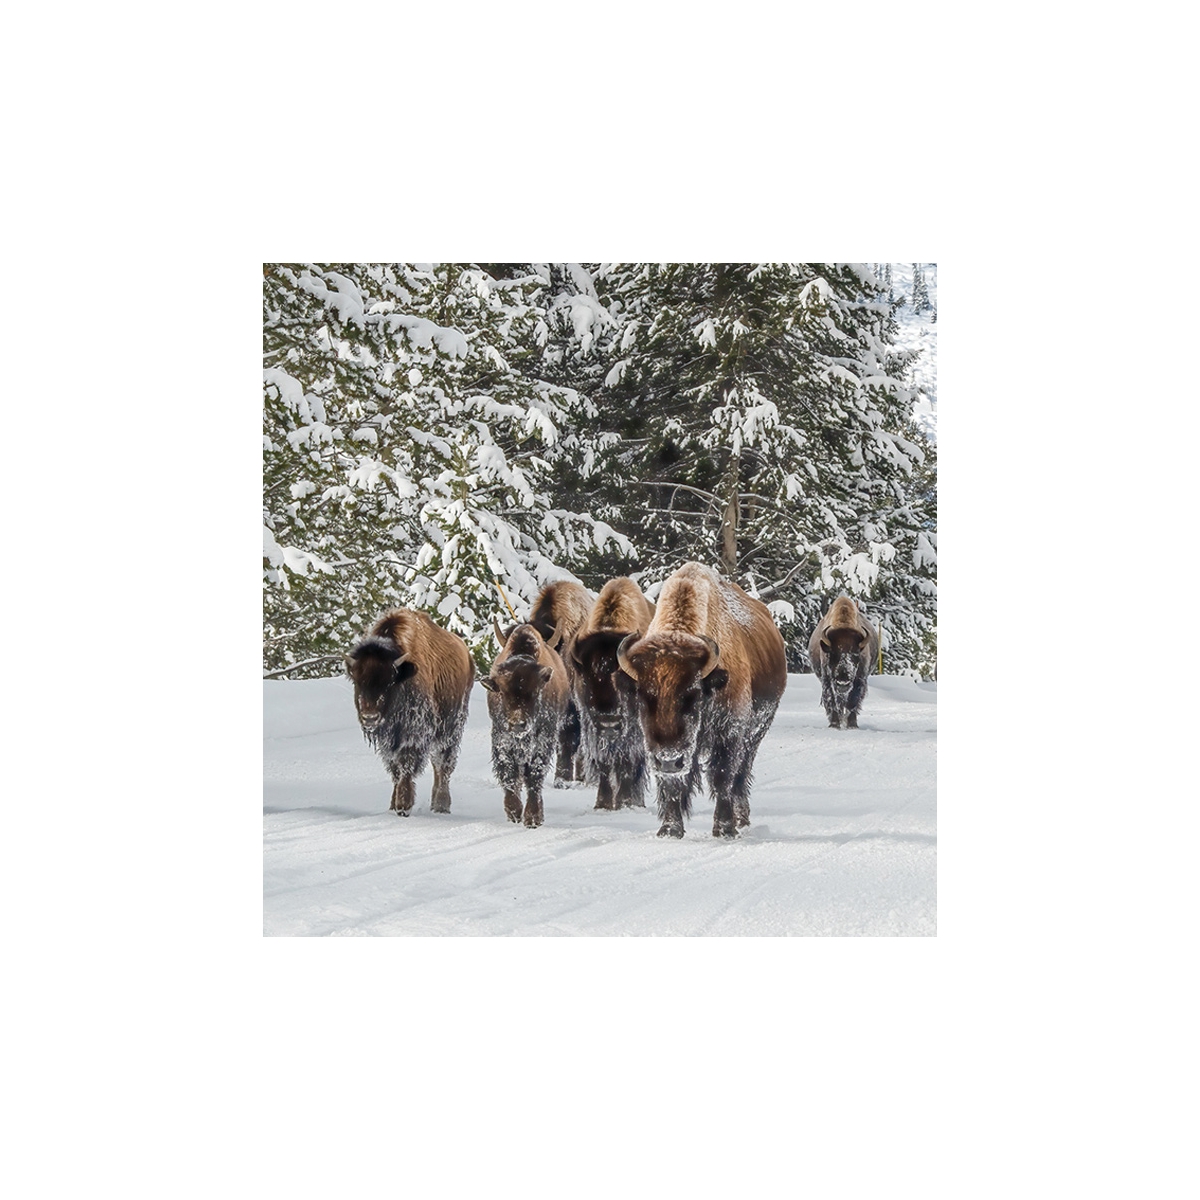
591, 263, 936, 671
263, 263, 629, 675
912, 263, 931, 312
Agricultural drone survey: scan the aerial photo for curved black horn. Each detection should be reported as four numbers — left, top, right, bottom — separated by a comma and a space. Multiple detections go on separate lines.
616, 633, 639, 679
698, 636, 721, 678
493, 617, 506, 647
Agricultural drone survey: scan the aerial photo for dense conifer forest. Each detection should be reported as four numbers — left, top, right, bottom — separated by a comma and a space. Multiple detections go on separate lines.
263, 263, 937, 678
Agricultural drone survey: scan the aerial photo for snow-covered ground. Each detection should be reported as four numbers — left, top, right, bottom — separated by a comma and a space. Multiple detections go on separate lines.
264, 672, 936, 936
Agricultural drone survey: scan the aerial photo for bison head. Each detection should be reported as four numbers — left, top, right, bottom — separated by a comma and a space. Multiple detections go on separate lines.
345, 637, 416, 731
571, 631, 637, 731
480, 656, 555, 731
820, 628, 868, 692
616, 632, 728, 775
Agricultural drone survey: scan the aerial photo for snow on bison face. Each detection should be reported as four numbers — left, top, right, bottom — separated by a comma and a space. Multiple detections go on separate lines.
820, 628, 868, 693
617, 633, 728, 776
345, 640, 416, 731
480, 657, 554, 732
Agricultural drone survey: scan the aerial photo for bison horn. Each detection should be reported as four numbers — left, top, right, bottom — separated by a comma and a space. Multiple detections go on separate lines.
493, 617, 507, 647
616, 633, 639, 679
545, 617, 565, 651
698, 636, 721, 678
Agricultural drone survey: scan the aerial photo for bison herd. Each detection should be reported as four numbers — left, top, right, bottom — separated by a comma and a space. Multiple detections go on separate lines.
344, 562, 880, 839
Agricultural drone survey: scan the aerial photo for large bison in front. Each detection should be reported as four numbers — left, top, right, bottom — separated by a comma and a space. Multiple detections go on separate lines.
616, 562, 787, 839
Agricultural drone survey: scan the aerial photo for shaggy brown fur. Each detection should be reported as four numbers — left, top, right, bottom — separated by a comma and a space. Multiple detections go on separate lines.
345, 609, 474, 815
527, 580, 594, 649
808, 595, 879, 729
570, 577, 656, 812
617, 563, 787, 839
481, 624, 570, 828
523, 579, 594, 784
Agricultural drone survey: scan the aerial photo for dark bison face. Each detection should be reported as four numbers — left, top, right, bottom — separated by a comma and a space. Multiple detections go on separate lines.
480, 658, 554, 730
821, 629, 867, 692
571, 632, 636, 731
617, 634, 728, 775
345, 641, 416, 731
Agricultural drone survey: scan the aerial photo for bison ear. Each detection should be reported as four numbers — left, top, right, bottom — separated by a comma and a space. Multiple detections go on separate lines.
702, 667, 729, 694
479, 676, 498, 692
538, 665, 553, 685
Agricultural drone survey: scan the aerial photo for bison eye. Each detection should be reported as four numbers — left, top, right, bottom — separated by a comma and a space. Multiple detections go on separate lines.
681, 691, 698, 714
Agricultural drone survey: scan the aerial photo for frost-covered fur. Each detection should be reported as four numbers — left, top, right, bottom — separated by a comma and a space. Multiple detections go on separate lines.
345, 609, 474, 815
481, 624, 569, 828
617, 563, 787, 839
570, 577, 656, 812
808, 596, 879, 729
526, 579, 594, 784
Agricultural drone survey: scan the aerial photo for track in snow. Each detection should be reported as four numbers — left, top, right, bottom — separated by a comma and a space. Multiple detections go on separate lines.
264, 673, 936, 936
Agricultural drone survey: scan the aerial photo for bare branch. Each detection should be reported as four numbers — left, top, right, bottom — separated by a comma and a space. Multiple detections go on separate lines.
263, 654, 346, 679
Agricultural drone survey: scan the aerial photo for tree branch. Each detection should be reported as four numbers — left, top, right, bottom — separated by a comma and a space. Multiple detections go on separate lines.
263, 654, 346, 679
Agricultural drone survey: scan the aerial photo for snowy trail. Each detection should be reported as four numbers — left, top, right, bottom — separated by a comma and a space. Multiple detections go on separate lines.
263, 674, 936, 936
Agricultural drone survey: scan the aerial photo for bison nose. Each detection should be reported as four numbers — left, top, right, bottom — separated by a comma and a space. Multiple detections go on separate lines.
653, 753, 687, 775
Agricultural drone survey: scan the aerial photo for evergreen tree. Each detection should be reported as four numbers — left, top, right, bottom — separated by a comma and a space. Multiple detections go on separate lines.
912, 262, 931, 312
591, 263, 936, 671
263, 263, 628, 675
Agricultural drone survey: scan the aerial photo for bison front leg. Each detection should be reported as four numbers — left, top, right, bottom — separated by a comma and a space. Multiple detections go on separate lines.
706, 744, 739, 839
594, 769, 617, 811
555, 705, 581, 787
845, 674, 868, 729
654, 763, 698, 838
820, 674, 844, 729
522, 764, 545, 828
503, 788, 523, 823
429, 750, 456, 814
615, 755, 648, 809
390, 775, 416, 816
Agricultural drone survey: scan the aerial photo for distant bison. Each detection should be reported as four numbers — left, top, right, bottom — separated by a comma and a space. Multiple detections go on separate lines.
481, 622, 570, 827
617, 562, 787, 839
809, 596, 879, 729
569, 577, 656, 811
345, 609, 473, 816
524, 579, 595, 785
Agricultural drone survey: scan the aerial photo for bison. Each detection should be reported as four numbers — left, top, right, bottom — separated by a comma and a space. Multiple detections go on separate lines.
523, 579, 595, 785
569, 577, 656, 812
616, 562, 787, 839
344, 609, 474, 816
481, 621, 570, 828
809, 596, 879, 729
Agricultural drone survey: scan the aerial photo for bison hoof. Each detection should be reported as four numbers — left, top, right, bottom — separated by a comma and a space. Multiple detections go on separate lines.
523, 814, 543, 828
713, 822, 739, 839
430, 802, 451, 814
656, 824, 684, 839
392, 809, 410, 818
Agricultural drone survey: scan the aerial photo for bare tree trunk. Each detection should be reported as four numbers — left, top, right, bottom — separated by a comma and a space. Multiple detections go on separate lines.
718, 452, 740, 575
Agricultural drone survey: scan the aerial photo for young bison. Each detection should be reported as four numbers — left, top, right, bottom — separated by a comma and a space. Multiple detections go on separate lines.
345, 609, 473, 815
481, 622, 569, 828
808, 596, 879, 729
